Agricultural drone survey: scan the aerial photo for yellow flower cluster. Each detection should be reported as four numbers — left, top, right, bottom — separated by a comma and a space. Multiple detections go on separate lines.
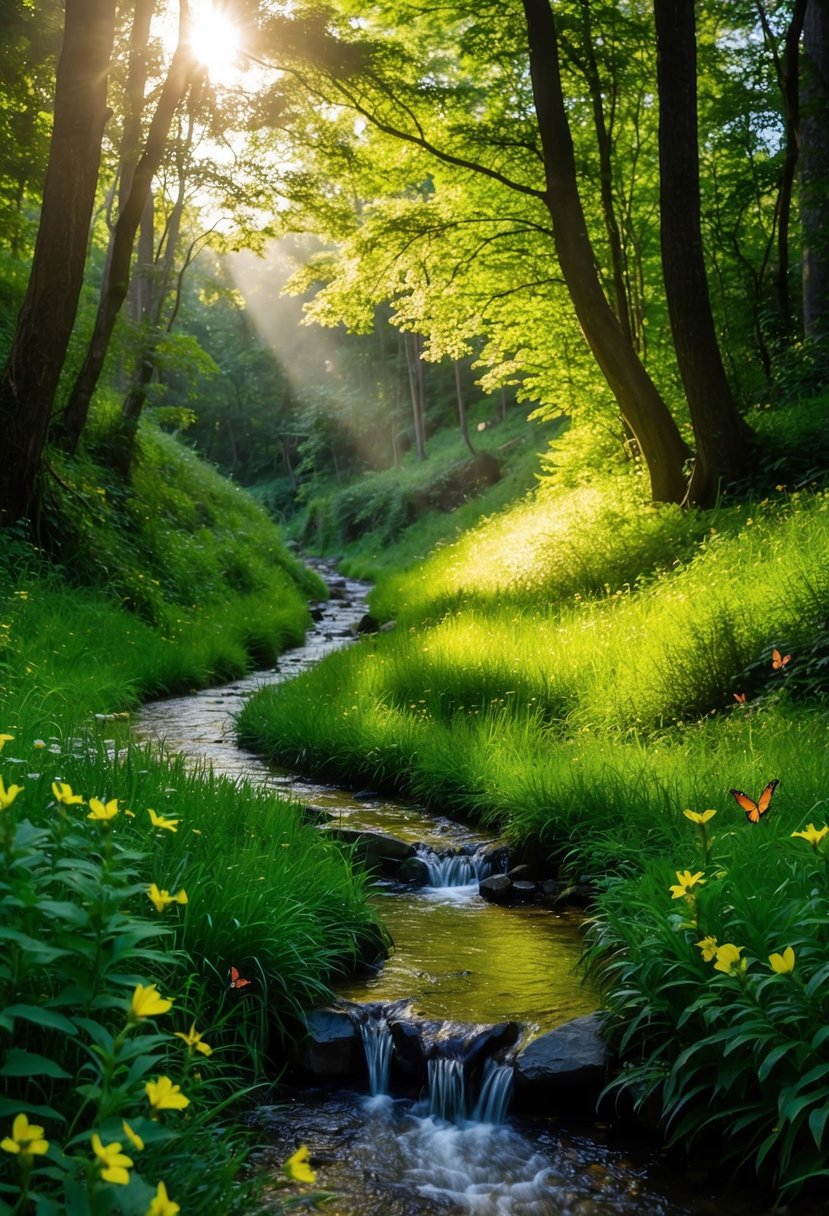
147, 883, 188, 914
669, 869, 705, 900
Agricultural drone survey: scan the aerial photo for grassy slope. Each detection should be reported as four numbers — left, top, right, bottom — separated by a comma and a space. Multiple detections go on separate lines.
0, 420, 382, 1213
239, 406, 829, 1199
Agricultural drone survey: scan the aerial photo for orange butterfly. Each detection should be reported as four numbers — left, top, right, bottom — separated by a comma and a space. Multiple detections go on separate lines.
229, 966, 251, 989
729, 779, 779, 824
733, 692, 747, 704
772, 649, 791, 669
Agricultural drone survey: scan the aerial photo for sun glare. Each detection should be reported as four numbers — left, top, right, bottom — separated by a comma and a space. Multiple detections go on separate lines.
188, 4, 242, 83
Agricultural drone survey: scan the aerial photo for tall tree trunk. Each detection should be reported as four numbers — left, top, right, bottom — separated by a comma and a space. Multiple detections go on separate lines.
58, 7, 196, 453
755, 0, 808, 338
522, 0, 690, 505
0, 0, 116, 525
404, 331, 426, 460
454, 359, 475, 454
576, 0, 635, 347
654, 0, 755, 505
801, 0, 829, 353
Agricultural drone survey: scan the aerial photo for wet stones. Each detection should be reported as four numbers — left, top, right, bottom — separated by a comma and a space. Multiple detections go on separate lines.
322, 828, 416, 878
298, 1007, 364, 1080
513, 1013, 611, 1112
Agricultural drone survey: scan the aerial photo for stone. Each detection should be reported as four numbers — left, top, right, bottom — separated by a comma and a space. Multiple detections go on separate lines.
513, 1014, 610, 1110
323, 827, 415, 877
298, 1007, 362, 1080
510, 880, 537, 901
478, 874, 513, 903
379, 619, 397, 633
388, 1014, 520, 1075
396, 856, 431, 885
355, 613, 379, 635
506, 864, 536, 883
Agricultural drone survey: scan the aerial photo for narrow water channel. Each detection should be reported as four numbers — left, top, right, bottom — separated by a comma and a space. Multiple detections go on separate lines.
135, 562, 752, 1216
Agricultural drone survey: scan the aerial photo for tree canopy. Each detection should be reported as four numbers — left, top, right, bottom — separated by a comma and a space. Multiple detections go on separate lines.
0, 0, 827, 522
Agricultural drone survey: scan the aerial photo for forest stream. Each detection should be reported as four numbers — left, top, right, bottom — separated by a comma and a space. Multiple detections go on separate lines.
135, 563, 759, 1216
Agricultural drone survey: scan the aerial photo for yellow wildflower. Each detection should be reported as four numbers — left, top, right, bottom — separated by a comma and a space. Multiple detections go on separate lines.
91, 1132, 132, 1185
669, 869, 706, 899
0, 734, 14, 751
147, 809, 179, 832
712, 943, 746, 975
122, 1120, 144, 1152
145, 1076, 189, 1111
791, 823, 829, 850
695, 935, 718, 962
87, 797, 119, 821
147, 883, 188, 914
769, 946, 796, 974
130, 984, 173, 1021
145, 1180, 180, 1216
174, 1022, 212, 1056
284, 1145, 316, 1184
51, 780, 84, 806
0, 776, 23, 810
683, 808, 717, 825
0, 1113, 48, 1157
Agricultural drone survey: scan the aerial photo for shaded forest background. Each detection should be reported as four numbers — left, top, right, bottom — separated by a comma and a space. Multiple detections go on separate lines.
0, 0, 828, 532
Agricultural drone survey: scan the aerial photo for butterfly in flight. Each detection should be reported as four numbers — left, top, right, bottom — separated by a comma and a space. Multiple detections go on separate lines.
729, 779, 779, 824
772, 649, 791, 669
733, 692, 747, 704
229, 966, 251, 989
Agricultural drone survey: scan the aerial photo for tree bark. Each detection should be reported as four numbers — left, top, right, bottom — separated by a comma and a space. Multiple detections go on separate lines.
654, 0, 755, 505
522, 0, 690, 504
58, 8, 196, 453
802, 0, 829, 349
454, 359, 475, 454
0, 0, 116, 525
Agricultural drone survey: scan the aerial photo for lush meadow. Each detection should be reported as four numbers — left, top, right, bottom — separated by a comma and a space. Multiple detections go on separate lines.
239, 453, 829, 1199
0, 423, 380, 1213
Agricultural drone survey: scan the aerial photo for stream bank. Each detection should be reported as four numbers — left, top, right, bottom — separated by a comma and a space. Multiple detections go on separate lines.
135, 561, 770, 1216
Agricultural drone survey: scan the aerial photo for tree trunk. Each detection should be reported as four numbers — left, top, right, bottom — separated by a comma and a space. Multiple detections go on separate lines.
802, 0, 829, 350
58, 11, 196, 453
0, 0, 116, 526
404, 331, 426, 460
576, 0, 635, 347
654, 0, 755, 505
522, 0, 690, 504
454, 359, 475, 454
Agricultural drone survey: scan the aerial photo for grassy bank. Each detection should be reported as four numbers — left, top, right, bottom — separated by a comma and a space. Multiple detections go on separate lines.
0, 420, 382, 1213
239, 461, 829, 1199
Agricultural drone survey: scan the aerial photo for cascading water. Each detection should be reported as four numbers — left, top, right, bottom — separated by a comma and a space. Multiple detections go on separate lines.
471, 1057, 514, 1125
358, 1014, 393, 1097
427, 1055, 468, 1122
139, 564, 712, 1215
417, 845, 491, 887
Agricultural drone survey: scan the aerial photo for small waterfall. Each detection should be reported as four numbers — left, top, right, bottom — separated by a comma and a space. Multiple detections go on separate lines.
358, 1015, 393, 1096
428, 1056, 468, 1122
417, 846, 491, 887
471, 1058, 514, 1125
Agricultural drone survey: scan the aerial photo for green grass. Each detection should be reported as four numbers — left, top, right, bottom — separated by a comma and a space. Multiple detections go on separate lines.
287, 400, 563, 580
239, 460, 829, 1198
0, 412, 378, 1213
1, 417, 325, 726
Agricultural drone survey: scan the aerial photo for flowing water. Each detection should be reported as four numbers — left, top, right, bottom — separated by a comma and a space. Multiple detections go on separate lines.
136, 562, 767, 1216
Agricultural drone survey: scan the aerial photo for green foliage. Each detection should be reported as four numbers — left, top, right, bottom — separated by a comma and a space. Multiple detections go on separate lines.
239, 466, 829, 1197
0, 755, 257, 1215
0, 416, 326, 724
589, 812, 829, 1197
292, 401, 545, 559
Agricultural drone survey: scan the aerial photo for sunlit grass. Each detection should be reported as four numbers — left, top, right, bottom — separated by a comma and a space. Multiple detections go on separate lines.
240, 486, 829, 854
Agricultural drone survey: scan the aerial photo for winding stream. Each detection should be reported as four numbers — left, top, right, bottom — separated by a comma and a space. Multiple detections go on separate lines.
135, 562, 753, 1216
